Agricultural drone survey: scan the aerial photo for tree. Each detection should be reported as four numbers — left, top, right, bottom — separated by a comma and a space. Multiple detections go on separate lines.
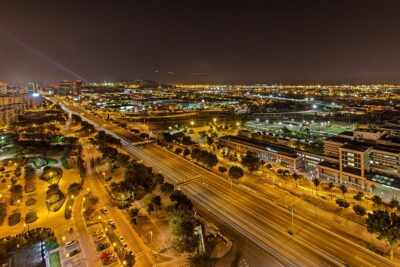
241, 151, 260, 173
191, 253, 212, 267
292, 173, 301, 188
175, 147, 183, 154
116, 153, 130, 166
353, 204, 366, 216
170, 191, 193, 211
160, 182, 174, 194
129, 208, 139, 225
367, 210, 400, 259
206, 137, 214, 148
353, 191, 364, 201
389, 199, 399, 211
372, 195, 382, 206
266, 163, 272, 170
147, 203, 155, 215
336, 199, 350, 208
327, 181, 334, 199
183, 149, 190, 157
154, 173, 164, 185
218, 166, 227, 174
339, 184, 347, 199
312, 178, 320, 196
151, 195, 162, 210
228, 166, 244, 179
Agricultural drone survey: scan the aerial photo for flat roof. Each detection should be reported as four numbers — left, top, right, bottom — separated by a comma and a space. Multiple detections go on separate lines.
324, 136, 348, 144
220, 135, 300, 159
317, 161, 340, 170
341, 143, 370, 152
354, 128, 382, 133
367, 173, 400, 190
338, 131, 354, 137
372, 144, 400, 154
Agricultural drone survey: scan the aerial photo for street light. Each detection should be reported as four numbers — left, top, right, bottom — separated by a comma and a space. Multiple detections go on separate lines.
190, 121, 195, 126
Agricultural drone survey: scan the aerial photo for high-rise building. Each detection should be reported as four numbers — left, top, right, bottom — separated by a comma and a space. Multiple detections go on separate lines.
59, 80, 72, 95
73, 80, 82, 95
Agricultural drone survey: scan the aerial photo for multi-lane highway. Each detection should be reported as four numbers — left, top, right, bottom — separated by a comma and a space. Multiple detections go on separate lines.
62, 101, 397, 267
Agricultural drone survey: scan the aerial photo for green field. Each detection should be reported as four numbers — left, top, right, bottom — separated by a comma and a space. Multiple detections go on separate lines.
49, 251, 61, 267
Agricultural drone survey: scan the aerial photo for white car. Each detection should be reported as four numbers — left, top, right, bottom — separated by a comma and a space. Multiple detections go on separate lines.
108, 219, 115, 225
102, 208, 108, 214
64, 240, 78, 248
94, 230, 103, 236
96, 235, 106, 242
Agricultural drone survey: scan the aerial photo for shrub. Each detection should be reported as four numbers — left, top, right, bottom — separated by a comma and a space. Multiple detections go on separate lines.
0, 203, 7, 225
372, 195, 382, 205
25, 211, 38, 223
336, 199, 350, 208
68, 182, 82, 195
229, 166, 244, 179
8, 213, 21, 226
353, 204, 366, 216
25, 197, 37, 206
160, 182, 174, 194
218, 166, 227, 173
64, 197, 74, 220
353, 191, 364, 201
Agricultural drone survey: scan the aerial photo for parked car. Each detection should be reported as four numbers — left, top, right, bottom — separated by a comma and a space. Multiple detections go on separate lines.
64, 240, 77, 248
66, 249, 81, 258
101, 208, 108, 214
96, 235, 106, 242
93, 230, 103, 236
96, 242, 110, 251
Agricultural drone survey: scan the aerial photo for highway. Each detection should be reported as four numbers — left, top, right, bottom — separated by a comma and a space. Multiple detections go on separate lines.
62, 102, 397, 267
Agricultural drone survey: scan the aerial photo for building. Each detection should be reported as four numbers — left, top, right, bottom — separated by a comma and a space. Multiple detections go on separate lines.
0, 88, 43, 127
353, 128, 386, 141
73, 80, 82, 95
219, 135, 304, 171
317, 129, 400, 191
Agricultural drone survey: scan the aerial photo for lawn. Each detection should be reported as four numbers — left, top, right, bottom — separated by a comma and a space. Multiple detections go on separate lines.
49, 251, 61, 267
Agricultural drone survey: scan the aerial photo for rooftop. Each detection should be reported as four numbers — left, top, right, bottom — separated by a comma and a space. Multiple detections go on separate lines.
341, 143, 370, 152
220, 135, 300, 159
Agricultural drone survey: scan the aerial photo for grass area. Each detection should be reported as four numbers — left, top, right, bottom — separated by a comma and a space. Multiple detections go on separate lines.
49, 251, 61, 267
29, 157, 58, 169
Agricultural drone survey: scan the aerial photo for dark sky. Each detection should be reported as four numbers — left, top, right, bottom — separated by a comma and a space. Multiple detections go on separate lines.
2, 0, 400, 85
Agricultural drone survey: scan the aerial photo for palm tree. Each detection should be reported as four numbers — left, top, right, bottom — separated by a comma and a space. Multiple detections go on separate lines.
339, 184, 347, 199
313, 178, 320, 196
327, 181, 334, 199
292, 173, 300, 188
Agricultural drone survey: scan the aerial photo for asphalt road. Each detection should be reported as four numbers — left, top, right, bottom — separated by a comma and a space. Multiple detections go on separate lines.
62, 102, 398, 267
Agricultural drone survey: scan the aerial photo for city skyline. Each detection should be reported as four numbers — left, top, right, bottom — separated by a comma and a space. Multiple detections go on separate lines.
2, 1, 400, 85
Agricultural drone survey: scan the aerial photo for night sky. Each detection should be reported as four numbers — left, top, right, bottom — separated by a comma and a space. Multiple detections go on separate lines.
2, 1, 400, 85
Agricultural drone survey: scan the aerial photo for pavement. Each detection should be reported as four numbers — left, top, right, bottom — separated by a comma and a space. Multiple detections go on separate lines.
61, 101, 398, 267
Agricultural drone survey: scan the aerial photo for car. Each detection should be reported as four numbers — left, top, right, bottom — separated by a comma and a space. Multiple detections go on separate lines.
122, 243, 128, 249
64, 240, 77, 248
119, 236, 124, 242
108, 219, 115, 225
96, 235, 106, 242
96, 242, 110, 251
66, 249, 81, 258
101, 208, 108, 214
93, 230, 103, 236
